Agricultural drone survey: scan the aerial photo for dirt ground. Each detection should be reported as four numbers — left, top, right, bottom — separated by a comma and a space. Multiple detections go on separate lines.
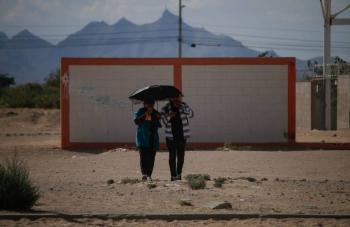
296, 128, 350, 143
0, 108, 350, 226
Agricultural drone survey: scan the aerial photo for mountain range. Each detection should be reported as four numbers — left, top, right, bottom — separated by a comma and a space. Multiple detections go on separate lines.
0, 10, 319, 84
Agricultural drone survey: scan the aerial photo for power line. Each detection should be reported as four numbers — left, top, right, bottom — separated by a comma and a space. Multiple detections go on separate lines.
184, 21, 350, 35
4, 28, 180, 38
0, 37, 178, 50
183, 40, 350, 52
183, 36, 350, 48
1, 21, 349, 35
182, 29, 350, 44
4, 27, 349, 45
1, 36, 349, 52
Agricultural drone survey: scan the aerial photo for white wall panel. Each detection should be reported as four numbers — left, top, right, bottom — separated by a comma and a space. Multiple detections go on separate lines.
182, 65, 289, 143
69, 65, 173, 142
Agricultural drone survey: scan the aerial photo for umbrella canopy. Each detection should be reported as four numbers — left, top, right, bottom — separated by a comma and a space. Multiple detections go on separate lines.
129, 85, 183, 102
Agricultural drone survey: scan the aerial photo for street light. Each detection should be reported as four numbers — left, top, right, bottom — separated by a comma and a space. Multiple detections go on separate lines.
190, 43, 221, 48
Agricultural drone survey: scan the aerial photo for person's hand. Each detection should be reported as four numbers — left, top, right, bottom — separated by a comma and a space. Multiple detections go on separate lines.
142, 107, 151, 117
145, 109, 153, 116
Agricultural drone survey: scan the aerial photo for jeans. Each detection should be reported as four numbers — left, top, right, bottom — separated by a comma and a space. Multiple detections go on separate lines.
166, 138, 186, 177
139, 147, 156, 177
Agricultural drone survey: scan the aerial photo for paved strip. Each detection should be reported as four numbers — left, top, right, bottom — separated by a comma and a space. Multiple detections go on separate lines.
1, 213, 350, 221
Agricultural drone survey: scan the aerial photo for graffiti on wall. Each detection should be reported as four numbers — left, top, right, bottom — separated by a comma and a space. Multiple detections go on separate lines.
73, 86, 129, 109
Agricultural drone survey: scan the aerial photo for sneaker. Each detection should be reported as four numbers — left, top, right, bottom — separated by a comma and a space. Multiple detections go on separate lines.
176, 175, 182, 181
142, 175, 147, 181
171, 176, 177, 181
147, 176, 153, 183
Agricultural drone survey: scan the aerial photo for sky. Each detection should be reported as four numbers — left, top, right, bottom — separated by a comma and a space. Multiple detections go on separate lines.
0, 0, 349, 61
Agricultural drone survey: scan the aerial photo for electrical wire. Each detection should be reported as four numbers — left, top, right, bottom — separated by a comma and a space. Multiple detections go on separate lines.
2, 36, 349, 53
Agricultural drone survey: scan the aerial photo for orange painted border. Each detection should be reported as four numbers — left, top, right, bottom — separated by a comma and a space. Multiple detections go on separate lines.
288, 60, 296, 143
60, 60, 70, 149
61, 57, 295, 66
174, 62, 182, 90
60, 57, 305, 150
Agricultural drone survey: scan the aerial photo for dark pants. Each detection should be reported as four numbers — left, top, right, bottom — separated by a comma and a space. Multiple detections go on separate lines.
166, 138, 186, 177
139, 147, 156, 177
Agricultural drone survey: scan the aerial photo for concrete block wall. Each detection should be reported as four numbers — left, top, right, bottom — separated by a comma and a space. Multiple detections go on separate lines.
337, 75, 350, 129
296, 82, 311, 130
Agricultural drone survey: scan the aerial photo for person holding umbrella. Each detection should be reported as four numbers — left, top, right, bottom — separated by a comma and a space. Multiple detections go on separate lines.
133, 99, 161, 182
129, 85, 184, 182
161, 96, 194, 181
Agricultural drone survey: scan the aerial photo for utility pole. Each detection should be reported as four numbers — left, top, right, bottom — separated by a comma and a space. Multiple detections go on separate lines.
320, 0, 350, 130
322, 0, 331, 130
178, 0, 183, 58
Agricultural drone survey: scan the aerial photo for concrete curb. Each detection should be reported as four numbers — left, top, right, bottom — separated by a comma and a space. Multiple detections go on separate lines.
1, 213, 350, 221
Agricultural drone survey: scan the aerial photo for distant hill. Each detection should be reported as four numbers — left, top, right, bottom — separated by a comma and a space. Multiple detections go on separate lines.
0, 10, 331, 84
0, 32, 9, 48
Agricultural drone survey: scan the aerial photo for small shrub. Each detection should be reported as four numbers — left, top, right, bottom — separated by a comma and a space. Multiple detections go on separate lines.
120, 177, 140, 184
185, 174, 211, 182
188, 177, 206, 190
214, 177, 227, 188
245, 177, 257, 182
202, 174, 211, 181
233, 176, 258, 182
0, 154, 40, 210
185, 174, 209, 190
147, 183, 157, 189
178, 199, 192, 206
107, 179, 114, 185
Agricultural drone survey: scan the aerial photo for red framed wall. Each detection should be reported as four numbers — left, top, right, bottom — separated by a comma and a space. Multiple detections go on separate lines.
61, 57, 297, 150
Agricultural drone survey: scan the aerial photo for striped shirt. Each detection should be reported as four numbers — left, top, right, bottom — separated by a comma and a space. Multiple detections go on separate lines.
161, 102, 194, 140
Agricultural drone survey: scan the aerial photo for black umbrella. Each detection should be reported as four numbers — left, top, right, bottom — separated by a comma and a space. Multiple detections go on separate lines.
129, 85, 183, 102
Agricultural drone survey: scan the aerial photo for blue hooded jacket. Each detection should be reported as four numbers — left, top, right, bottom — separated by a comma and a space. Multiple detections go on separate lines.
134, 108, 161, 150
